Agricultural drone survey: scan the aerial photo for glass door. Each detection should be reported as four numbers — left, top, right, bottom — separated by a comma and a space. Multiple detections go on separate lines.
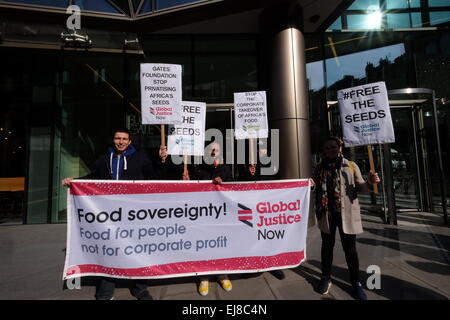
389, 106, 425, 211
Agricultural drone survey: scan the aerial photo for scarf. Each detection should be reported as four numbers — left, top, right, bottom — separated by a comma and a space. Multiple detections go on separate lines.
315, 156, 343, 220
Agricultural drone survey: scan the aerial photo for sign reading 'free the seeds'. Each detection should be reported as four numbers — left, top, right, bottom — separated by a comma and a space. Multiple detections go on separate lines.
337, 81, 395, 147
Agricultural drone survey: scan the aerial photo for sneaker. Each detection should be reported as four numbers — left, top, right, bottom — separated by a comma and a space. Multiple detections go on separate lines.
270, 270, 285, 280
198, 280, 209, 296
317, 278, 332, 295
353, 282, 368, 300
136, 290, 153, 300
219, 279, 232, 292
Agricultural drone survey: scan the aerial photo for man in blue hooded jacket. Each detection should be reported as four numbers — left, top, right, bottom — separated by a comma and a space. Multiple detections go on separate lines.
62, 128, 170, 300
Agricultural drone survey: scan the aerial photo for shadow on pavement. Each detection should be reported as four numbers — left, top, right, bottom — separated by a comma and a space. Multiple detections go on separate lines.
357, 237, 448, 264
405, 260, 450, 275
305, 259, 447, 300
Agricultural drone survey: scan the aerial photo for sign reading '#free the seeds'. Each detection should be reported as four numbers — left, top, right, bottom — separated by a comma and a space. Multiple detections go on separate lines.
140, 63, 182, 125
337, 81, 395, 147
168, 101, 206, 156
234, 91, 269, 140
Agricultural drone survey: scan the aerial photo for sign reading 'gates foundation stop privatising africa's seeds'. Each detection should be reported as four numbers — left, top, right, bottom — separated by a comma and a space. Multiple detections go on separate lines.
140, 63, 182, 125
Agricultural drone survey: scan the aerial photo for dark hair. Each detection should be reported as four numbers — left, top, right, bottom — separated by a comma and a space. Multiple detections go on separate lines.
112, 128, 132, 140
324, 136, 343, 148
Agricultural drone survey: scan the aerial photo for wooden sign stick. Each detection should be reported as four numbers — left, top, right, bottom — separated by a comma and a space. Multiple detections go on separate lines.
249, 138, 256, 165
367, 144, 379, 194
183, 155, 188, 178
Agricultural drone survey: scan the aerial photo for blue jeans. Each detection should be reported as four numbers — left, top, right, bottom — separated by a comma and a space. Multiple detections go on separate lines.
95, 277, 149, 300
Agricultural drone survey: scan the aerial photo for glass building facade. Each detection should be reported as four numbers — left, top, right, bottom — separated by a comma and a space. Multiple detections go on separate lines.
0, 0, 449, 224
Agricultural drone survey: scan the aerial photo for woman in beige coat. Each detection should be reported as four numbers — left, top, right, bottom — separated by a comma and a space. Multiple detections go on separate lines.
311, 137, 380, 300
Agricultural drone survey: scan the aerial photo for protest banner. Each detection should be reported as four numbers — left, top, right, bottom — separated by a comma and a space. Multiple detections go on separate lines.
234, 91, 269, 164
167, 101, 206, 157
337, 81, 395, 193
63, 179, 310, 280
140, 63, 182, 152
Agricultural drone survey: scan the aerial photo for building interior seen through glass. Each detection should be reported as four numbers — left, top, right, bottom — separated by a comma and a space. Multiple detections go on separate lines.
0, 0, 449, 224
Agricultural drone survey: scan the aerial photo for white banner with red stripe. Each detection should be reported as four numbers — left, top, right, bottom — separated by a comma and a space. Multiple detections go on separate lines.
63, 179, 310, 280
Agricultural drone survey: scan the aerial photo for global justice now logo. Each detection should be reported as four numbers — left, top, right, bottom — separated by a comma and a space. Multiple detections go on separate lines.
237, 200, 302, 228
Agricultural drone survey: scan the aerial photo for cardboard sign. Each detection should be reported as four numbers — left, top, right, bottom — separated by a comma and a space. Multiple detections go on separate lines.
337, 81, 395, 147
140, 63, 182, 125
234, 91, 269, 140
168, 101, 206, 156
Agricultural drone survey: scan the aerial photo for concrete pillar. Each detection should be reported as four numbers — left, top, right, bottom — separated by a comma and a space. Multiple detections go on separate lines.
259, 1, 311, 179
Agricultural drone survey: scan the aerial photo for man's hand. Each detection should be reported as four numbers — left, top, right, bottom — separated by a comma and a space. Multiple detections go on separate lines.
249, 164, 257, 176
61, 177, 73, 187
368, 172, 381, 185
213, 177, 223, 185
182, 173, 190, 180
159, 145, 168, 162
309, 178, 315, 187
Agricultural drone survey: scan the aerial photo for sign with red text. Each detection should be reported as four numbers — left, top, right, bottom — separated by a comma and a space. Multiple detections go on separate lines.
167, 101, 206, 156
337, 81, 395, 147
234, 91, 269, 139
63, 179, 310, 280
140, 63, 182, 125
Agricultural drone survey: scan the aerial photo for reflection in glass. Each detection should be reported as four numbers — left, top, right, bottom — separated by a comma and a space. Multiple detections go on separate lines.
430, 11, 450, 25
386, 0, 408, 9
429, 0, 450, 7
0, 0, 68, 7
348, 0, 380, 10
387, 13, 411, 28
326, 42, 406, 99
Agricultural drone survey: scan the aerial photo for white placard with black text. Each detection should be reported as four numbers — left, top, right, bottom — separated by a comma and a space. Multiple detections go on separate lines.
140, 63, 182, 125
337, 81, 395, 147
234, 91, 269, 140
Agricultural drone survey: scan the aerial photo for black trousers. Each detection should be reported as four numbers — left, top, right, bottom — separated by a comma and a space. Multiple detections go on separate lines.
95, 277, 148, 300
320, 211, 360, 286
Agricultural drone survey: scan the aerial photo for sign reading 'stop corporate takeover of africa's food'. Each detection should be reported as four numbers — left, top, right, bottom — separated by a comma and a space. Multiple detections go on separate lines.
63, 180, 310, 280
337, 81, 395, 147
140, 63, 182, 125
234, 91, 269, 140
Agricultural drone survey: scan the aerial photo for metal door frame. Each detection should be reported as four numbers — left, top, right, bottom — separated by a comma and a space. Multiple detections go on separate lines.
389, 88, 448, 224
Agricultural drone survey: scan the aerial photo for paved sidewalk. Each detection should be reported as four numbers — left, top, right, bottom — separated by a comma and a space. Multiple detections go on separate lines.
0, 211, 449, 300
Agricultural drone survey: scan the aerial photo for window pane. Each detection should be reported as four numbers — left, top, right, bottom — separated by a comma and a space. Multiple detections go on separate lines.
328, 17, 342, 30
429, 0, 450, 7
430, 11, 450, 25
348, 0, 380, 10
156, 0, 200, 10
72, 0, 121, 14
139, 0, 151, 13
325, 41, 407, 99
410, 0, 421, 8
347, 14, 382, 29
411, 12, 422, 27
386, 0, 408, 9
387, 13, 412, 28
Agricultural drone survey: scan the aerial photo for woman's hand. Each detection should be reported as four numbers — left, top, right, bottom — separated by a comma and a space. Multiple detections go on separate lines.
213, 177, 223, 185
368, 172, 381, 185
308, 178, 315, 187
